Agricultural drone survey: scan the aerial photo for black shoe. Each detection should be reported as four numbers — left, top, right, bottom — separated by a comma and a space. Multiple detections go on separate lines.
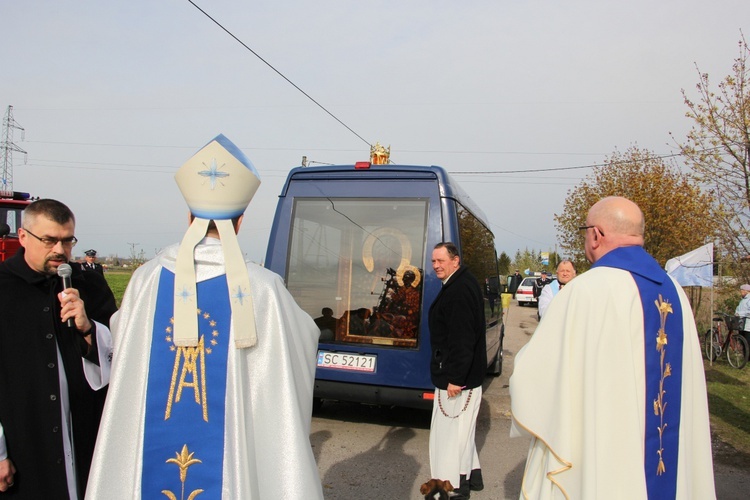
455, 475, 471, 499
469, 468, 484, 491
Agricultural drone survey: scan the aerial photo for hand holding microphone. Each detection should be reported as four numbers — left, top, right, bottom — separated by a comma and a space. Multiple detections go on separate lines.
57, 263, 75, 328
57, 264, 92, 338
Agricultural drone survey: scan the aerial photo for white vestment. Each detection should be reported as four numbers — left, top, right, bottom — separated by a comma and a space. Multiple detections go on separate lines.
86, 239, 323, 499
429, 387, 482, 486
537, 280, 560, 319
510, 265, 715, 499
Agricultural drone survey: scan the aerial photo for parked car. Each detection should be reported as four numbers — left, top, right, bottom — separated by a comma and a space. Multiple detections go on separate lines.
515, 276, 538, 306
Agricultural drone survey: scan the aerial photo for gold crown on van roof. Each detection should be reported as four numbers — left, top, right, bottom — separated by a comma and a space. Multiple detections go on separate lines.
370, 142, 390, 165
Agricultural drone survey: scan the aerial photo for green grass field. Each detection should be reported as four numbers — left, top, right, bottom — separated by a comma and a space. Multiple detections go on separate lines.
104, 270, 132, 308
704, 359, 750, 468
103, 269, 750, 465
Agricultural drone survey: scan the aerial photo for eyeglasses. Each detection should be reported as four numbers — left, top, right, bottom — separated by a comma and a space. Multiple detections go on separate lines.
578, 225, 605, 237
23, 228, 78, 248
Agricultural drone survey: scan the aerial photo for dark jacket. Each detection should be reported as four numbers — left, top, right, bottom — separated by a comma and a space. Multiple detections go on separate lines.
533, 276, 553, 298
508, 273, 523, 294
78, 261, 104, 277
0, 249, 117, 499
428, 266, 487, 390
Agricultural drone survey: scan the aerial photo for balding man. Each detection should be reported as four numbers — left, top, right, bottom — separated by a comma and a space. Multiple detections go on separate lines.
510, 197, 715, 499
537, 260, 576, 319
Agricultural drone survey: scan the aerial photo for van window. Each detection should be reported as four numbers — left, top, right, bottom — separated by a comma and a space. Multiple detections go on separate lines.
456, 203, 501, 324
286, 197, 428, 348
0, 207, 22, 236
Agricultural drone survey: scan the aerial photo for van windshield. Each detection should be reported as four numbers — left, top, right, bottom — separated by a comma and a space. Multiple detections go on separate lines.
286, 197, 428, 348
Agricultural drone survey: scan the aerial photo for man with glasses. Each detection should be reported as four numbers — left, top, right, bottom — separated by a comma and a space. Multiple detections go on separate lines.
510, 196, 715, 499
0, 199, 116, 498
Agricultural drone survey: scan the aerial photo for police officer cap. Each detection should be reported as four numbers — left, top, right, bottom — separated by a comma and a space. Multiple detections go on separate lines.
85, 249, 97, 257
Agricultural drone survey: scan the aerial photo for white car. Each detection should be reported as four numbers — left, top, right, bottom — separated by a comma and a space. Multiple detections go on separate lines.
515, 277, 539, 306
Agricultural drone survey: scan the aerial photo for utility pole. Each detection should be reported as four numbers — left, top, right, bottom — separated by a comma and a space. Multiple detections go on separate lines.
1, 105, 27, 197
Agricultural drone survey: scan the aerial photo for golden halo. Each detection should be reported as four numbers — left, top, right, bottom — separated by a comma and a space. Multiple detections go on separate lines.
362, 227, 412, 273
396, 265, 421, 288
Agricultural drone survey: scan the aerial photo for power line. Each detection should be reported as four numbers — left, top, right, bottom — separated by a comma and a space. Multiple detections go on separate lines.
20, 147, 719, 177
24, 139, 724, 166
455, 149, 723, 175
186, 0, 371, 147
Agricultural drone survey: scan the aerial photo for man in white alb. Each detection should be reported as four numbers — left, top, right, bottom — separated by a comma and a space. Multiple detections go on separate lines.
510, 196, 715, 499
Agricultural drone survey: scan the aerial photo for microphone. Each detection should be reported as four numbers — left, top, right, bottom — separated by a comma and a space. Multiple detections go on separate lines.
57, 263, 74, 328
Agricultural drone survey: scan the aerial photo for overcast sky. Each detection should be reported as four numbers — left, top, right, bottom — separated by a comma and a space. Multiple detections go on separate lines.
2, 0, 747, 264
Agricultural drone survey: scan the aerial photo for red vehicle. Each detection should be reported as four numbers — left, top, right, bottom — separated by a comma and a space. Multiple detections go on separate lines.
0, 191, 32, 262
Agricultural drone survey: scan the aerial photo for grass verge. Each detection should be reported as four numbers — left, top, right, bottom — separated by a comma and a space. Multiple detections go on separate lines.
104, 270, 132, 308
704, 358, 750, 469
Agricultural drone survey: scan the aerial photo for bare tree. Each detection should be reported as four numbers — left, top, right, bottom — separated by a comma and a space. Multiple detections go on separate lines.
673, 33, 750, 282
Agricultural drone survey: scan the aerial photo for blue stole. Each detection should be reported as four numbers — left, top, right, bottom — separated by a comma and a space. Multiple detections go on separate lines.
593, 246, 684, 499
548, 279, 560, 296
141, 268, 231, 499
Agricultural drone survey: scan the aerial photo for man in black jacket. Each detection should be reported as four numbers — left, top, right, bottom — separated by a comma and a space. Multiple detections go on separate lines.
508, 269, 523, 295
533, 271, 553, 299
0, 199, 116, 499
428, 242, 486, 499
80, 249, 104, 276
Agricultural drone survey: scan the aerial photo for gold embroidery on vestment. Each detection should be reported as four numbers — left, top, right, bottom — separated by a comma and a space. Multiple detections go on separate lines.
653, 295, 673, 475
164, 311, 221, 422
162, 444, 204, 500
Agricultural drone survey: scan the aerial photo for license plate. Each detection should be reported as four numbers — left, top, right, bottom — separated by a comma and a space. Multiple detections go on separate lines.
317, 350, 376, 372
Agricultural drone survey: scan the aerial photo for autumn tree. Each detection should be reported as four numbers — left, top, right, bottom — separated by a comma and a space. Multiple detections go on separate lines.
554, 146, 714, 270
673, 34, 750, 282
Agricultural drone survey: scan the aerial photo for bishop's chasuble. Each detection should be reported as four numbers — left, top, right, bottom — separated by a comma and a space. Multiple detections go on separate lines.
86, 239, 323, 499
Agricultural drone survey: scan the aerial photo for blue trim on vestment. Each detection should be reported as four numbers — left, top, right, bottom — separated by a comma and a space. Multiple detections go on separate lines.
141, 268, 231, 499
592, 246, 683, 499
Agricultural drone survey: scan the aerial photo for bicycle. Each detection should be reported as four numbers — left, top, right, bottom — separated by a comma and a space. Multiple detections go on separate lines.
704, 313, 749, 369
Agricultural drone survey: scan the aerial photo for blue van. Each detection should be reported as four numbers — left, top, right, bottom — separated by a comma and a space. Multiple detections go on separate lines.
265, 162, 504, 409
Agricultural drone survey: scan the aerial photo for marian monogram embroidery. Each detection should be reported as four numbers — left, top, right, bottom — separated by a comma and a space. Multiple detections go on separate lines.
164, 309, 222, 422
142, 269, 230, 497
653, 295, 673, 475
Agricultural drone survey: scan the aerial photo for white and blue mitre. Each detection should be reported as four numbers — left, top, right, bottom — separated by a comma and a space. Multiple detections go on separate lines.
173, 134, 261, 348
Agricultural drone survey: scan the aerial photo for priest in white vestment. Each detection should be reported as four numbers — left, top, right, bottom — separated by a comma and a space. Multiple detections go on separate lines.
510, 197, 715, 499
86, 135, 323, 499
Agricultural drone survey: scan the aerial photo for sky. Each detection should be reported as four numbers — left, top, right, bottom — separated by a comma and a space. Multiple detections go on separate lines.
2, 0, 748, 264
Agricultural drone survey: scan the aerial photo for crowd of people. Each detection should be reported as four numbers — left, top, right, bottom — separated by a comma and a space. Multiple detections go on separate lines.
0, 130, 720, 499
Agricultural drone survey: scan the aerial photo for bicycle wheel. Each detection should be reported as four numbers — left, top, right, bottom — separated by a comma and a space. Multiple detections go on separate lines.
727, 334, 749, 369
704, 329, 721, 361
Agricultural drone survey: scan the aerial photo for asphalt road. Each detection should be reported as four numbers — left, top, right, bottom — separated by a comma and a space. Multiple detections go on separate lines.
311, 301, 750, 499
310, 302, 534, 499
